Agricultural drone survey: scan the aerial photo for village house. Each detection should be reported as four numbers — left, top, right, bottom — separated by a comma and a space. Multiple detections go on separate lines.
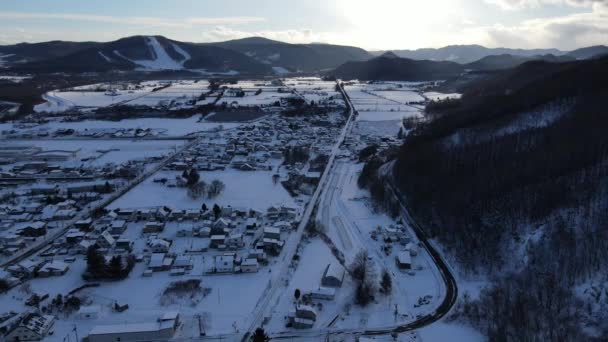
149, 253, 173, 272
38, 260, 69, 277
96, 231, 116, 249
210, 234, 226, 249
148, 238, 171, 253
240, 258, 259, 273
214, 255, 234, 273
109, 220, 127, 235
143, 221, 165, 233
5, 313, 55, 341
115, 239, 134, 252
263, 227, 281, 241
19, 221, 46, 237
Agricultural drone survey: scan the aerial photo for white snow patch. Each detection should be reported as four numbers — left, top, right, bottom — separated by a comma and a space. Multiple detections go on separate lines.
170, 43, 191, 64
34, 92, 75, 113
272, 66, 289, 75
267, 53, 280, 61
98, 51, 113, 63
113, 37, 186, 71
0, 53, 15, 66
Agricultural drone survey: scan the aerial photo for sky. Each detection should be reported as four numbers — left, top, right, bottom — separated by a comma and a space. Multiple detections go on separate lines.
0, 0, 606, 51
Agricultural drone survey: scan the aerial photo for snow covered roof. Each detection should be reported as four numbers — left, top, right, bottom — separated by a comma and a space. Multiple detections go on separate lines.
89, 322, 164, 335
397, 251, 412, 265
323, 263, 345, 281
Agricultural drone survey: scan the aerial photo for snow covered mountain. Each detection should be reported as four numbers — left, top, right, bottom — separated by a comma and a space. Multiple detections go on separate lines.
10, 36, 271, 74
4, 35, 370, 75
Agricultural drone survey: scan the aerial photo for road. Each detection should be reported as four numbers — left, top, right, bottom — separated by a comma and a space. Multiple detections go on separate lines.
263, 82, 459, 340
237, 82, 357, 341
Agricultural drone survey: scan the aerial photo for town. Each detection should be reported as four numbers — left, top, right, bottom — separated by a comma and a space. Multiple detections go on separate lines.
1, 77, 456, 342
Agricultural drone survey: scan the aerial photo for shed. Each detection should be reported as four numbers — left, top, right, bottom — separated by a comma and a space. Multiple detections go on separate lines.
321, 263, 345, 288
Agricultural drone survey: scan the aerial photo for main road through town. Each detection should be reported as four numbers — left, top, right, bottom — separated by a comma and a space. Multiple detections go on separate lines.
239, 82, 458, 341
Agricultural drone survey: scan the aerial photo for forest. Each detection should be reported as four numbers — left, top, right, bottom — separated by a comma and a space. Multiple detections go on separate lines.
368, 57, 608, 340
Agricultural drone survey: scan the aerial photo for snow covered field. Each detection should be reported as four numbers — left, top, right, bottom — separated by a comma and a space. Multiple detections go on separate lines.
124, 80, 208, 107
34, 80, 212, 113
357, 111, 421, 122
109, 169, 296, 211
1, 115, 240, 137
424, 92, 461, 101
1, 139, 185, 167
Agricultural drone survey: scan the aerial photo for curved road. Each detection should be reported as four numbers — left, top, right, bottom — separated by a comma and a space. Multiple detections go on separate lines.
254, 82, 459, 341
324, 83, 458, 338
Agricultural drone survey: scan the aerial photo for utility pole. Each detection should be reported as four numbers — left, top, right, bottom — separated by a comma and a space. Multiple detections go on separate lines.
73, 324, 79, 341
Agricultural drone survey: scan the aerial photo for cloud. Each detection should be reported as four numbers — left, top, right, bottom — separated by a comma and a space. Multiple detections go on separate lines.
485, 0, 607, 10
472, 6, 608, 49
0, 11, 265, 29
200, 26, 328, 44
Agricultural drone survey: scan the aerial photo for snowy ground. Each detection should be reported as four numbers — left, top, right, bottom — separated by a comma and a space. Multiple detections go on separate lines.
423, 92, 461, 101
1, 115, 240, 137
418, 322, 485, 342
0, 139, 185, 168
124, 80, 209, 108
109, 169, 296, 211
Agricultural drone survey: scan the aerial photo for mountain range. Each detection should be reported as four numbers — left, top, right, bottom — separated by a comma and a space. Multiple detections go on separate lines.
371, 44, 608, 64
0, 36, 606, 76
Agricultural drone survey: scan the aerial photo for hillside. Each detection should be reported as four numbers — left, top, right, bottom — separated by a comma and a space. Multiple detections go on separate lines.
0, 40, 100, 65
381, 57, 608, 340
330, 56, 464, 81
210, 37, 371, 72
567, 45, 608, 60
11, 36, 272, 74
464, 53, 574, 71
376, 44, 565, 64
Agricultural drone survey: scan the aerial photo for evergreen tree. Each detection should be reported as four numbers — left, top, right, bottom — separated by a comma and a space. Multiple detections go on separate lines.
380, 269, 392, 294
213, 204, 222, 219
86, 247, 105, 276
108, 256, 123, 279
251, 327, 270, 342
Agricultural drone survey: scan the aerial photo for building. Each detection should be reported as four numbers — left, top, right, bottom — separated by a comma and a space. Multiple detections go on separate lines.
149, 253, 172, 272
87, 313, 179, 342
148, 239, 170, 253
214, 255, 234, 273
321, 263, 345, 288
109, 220, 127, 235
308, 287, 336, 301
396, 252, 412, 269
210, 235, 226, 249
263, 227, 281, 240
97, 231, 116, 249
240, 258, 259, 273
5, 314, 55, 341
143, 221, 165, 233
289, 304, 317, 329
38, 261, 69, 277
19, 222, 47, 237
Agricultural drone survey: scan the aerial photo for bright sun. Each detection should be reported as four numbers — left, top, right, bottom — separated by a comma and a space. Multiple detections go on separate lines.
335, 0, 460, 49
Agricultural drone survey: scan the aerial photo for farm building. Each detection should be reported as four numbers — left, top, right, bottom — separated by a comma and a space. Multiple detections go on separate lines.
87, 312, 180, 342
5, 313, 55, 341
396, 251, 412, 269
321, 263, 345, 288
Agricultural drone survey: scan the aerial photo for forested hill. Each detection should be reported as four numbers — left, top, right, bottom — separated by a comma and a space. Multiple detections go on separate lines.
392, 57, 608, 341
